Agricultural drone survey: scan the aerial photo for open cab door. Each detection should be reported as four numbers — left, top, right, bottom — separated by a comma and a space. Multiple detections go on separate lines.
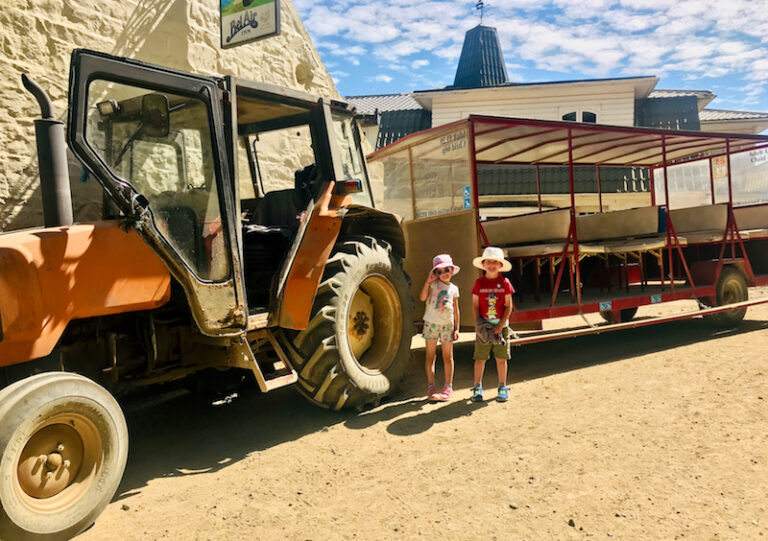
67, 50, 247, 336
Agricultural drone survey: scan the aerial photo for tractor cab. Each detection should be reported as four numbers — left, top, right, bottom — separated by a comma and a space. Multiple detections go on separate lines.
68, 49, 374, 336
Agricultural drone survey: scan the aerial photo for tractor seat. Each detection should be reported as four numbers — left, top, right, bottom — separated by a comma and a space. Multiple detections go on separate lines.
252, 164, 321, 229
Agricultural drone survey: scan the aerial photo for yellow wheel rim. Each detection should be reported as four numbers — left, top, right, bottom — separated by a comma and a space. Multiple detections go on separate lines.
15, 414, 102, 512
347, 274, 402, 374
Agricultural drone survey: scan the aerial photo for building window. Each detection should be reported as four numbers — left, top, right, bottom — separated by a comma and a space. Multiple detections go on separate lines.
561, 111, 598, 123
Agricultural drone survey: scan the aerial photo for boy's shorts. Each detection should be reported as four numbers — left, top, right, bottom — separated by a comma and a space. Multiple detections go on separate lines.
474, 327, 511, 360
422, 322, 454, 343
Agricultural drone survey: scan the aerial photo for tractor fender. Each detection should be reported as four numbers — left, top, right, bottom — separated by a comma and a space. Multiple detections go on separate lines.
338, 205, 406, 260
277, 196, 406, 330
0, 222, 171, 366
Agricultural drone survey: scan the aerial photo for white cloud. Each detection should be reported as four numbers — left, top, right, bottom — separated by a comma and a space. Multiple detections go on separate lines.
373, 74, 393, 83
297, 0, 768, 109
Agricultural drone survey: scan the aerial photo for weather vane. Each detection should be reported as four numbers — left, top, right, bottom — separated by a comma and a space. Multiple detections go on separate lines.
475, 1, 489, 23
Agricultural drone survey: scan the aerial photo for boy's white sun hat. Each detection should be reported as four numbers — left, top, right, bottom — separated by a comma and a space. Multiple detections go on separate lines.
431, 254, 460, 275
473, 246, 512, 272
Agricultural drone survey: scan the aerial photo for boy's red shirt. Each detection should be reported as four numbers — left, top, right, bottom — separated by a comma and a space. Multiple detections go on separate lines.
472, 275, 515, 325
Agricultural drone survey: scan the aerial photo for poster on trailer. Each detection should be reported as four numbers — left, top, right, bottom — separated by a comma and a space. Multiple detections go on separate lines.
220, 0, 280, 49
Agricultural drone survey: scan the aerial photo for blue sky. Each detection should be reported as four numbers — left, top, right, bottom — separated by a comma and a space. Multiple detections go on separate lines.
294, 0, 768, 113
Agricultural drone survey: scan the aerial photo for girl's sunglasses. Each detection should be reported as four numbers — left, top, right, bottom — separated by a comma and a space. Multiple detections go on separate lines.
433, 268, 451, 275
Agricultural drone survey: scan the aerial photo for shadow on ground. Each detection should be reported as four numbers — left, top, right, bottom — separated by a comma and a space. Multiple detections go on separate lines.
113, 317, 768, 502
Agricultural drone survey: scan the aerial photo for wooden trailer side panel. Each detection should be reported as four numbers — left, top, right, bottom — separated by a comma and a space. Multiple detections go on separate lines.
403, 209, 480, 328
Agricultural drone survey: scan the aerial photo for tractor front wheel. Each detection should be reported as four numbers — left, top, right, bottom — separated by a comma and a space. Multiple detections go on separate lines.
281, 236, 413, 410
0, 372, 128, 540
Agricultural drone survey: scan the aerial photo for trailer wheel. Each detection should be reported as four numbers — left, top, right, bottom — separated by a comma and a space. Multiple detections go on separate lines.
0, 372, 128, 540
281, 236, 413, 410
707, 267, 748, 327
599, 307, 638, 324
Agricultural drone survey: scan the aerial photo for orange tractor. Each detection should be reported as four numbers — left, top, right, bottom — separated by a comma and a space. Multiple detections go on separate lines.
0, 50, 413, 539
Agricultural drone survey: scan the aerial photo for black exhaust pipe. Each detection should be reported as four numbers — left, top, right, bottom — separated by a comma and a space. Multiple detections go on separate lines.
22, 74, 73, 228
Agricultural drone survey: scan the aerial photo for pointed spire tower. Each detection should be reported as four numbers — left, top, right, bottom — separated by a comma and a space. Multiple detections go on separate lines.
451, 24, 509, 89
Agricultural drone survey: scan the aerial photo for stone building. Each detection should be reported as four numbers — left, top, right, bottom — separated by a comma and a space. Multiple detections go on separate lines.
0, 0, 338, 230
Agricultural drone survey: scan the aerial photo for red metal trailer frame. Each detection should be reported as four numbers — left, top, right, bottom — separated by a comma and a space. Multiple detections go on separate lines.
368, 116, 768, 342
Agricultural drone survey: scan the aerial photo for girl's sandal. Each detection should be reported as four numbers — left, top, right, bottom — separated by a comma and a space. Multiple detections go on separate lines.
428, 385, 441, 402
439, 385, 453, 401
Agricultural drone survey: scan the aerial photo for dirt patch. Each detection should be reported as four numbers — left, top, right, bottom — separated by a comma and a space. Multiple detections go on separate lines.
78, 306, 768, 540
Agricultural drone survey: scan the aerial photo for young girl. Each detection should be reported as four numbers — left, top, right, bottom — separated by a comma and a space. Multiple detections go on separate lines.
419, 254, 461, 401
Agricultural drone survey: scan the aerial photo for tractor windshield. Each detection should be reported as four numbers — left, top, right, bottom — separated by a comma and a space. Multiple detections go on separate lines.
86, 80, 229, 282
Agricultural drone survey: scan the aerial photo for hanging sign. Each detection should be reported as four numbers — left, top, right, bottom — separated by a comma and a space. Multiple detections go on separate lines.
463, 185, 472, 209
221, 0, 281, 49
749, 148, 768, 166
712, 156, 728, 180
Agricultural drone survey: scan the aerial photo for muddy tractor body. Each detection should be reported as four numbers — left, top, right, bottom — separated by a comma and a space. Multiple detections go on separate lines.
0, 50, 413, 539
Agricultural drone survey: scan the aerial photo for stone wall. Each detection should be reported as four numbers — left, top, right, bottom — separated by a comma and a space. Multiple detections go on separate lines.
0, 0, 338, 230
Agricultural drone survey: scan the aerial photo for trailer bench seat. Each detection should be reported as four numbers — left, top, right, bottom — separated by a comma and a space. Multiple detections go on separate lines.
482, 208, 571, 247
673, 230, 725, 245
669, 203, 727, 245
503, 242, 572, 258
575, 206, 666, 255
738, 228, 768, 240
734, 205, 768, 240
575, 236, 669, 255
576, 206, 660, 242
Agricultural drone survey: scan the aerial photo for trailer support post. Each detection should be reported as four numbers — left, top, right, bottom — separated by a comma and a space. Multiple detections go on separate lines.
567, 128, 582, 306
596, 165, 603, 212
535, 164, 542, 212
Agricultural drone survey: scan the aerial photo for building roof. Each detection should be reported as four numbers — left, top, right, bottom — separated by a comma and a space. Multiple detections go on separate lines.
345, 93, 423, 115
451, 25, 509, 89
699, 109, 768, 121
648, 89, 714, 99
376, 109, 432, 149
648, 89, 715, 110
414, 75, 659, 97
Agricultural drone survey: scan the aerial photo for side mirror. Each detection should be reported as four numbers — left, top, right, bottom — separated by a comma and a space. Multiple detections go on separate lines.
141, 94, 170, 138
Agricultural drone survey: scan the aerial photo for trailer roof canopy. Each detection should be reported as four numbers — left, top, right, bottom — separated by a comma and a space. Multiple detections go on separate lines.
368, 115, 768, 168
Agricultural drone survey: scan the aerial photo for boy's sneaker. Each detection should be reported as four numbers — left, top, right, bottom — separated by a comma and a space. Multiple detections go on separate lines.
439, 385, 453, 401
428, 385, 440, 402
497, 384, 509, 402
471, 384, 483, 402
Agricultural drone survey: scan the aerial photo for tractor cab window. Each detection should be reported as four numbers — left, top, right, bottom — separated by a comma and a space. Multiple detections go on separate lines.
243, 125, 318, 230
85, 80, 229, 282
332, 114, 373, 207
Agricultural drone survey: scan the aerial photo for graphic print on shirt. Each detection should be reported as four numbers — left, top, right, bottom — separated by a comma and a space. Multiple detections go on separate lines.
436, 290, 449, 313
486, 294, 498, 322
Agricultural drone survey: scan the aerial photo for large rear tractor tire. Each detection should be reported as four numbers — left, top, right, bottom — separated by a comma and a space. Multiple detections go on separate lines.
707, 266, 748, 327
281, 236, 413, 410
0, 372, 128, 540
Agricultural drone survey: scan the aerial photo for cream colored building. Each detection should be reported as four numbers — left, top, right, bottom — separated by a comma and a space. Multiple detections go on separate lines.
349, 25, 768, 151
0, 0, 338, 230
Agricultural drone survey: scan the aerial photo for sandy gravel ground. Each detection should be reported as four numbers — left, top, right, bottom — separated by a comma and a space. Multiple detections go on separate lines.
78, 303, 768, 541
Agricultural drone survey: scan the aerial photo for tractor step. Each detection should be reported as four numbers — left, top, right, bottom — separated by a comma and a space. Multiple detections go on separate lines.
227, 331, 298, 393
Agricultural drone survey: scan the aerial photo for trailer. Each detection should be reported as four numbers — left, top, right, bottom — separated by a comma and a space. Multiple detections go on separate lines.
366, 115, 768, 341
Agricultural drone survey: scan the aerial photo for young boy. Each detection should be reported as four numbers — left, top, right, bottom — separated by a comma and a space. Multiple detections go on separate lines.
471, 246, 515, 402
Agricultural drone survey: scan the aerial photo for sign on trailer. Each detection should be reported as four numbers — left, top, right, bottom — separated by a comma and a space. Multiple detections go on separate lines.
220, 0, 280, 49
